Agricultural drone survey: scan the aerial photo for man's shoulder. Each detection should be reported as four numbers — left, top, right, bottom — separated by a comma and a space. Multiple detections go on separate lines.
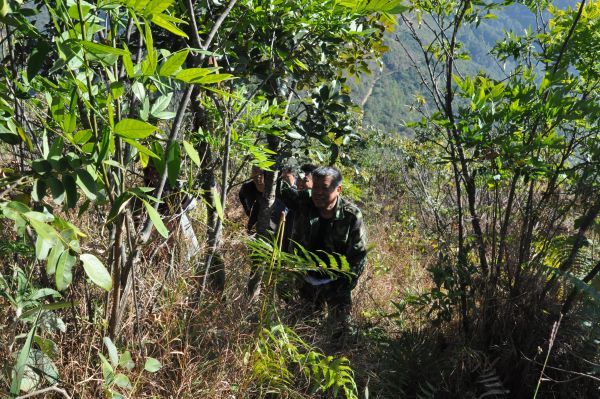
240, 181, 255, 193
339, 197, 363, 221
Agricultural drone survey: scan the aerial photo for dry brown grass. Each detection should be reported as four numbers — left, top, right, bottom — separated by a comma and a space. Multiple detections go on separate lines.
1, 190, 432, 398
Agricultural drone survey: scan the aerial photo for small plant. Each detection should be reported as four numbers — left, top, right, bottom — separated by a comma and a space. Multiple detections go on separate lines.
252, 323, 358, 398
99, 337, 162, 399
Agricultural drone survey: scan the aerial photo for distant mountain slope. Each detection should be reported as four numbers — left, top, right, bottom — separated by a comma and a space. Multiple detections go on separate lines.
354, 1, 575, 134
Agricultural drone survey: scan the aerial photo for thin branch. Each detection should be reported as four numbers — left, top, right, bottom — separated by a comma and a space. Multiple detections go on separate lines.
16, 386, 72, 399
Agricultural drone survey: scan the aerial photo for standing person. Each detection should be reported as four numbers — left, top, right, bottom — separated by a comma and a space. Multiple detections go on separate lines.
241, 165, 287, 296
280, 166, 367, 336
239, 166, 266, 233
239, 165, 287, 233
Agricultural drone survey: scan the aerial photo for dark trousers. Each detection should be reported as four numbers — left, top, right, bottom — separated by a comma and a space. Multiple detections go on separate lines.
299, 278, 352, 329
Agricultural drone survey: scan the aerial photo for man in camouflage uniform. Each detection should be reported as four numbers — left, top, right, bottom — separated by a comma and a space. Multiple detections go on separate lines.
280, 166, 367, 332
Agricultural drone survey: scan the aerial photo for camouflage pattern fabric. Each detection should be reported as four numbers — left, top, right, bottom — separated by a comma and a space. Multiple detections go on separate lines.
280, 182, 367, 288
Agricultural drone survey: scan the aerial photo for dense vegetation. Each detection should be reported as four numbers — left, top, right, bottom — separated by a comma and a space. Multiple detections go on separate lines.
1, 0, 600, 398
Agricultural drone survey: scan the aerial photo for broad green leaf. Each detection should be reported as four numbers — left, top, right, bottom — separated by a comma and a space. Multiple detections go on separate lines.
99, 353, 114, 383
63, 174, 79, 209
123, 138, 160, 159
122, 51, 134, 78
144, 0, 173, 15
1, 0, 11, 18
10, 320, 36, 395
110, 82, 125, 99
150, 93, 173, 115
46, 243, 64, 275
132, 82, 146, 103
114, 119, 158, 139
114, 373, 132, 389
63, 90, 78, 134
22, 349, 59, 390
55, 251, 76, 291
73, 129, 93, 145
175, 67, 215, 83
159, 50, 189, 76
144, 357, 161, 373
103, 337, 119, 367
152, 13, 188, 38
27, 42, 51, 79
182, 140, 200, 166
28, 219, 56, 260
81, 41, 128, 56
81, 254, 112, 291
75, 169, 98, 201
46, 176, 65, 204
211, 187, 224, 222
118, 351, 135, 370
195, 73, 234, 85
142, 200, 169, 239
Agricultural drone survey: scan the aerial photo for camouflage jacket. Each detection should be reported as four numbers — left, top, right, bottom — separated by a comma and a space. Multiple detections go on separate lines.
280, 182, 368, 288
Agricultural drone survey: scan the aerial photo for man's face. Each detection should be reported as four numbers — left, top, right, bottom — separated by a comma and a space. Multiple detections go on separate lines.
297, 173, 313, 190
311, 175, 341, 210
251, 167, 265, 192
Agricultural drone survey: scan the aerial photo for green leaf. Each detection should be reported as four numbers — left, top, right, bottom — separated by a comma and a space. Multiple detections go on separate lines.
110, 82, 125, 99
114, 373, 132, 389
182, 140, 200, 166
46, 176, 65, 204
103, 337, 119, 367
144, 357, 161, 373
211, 187, 224, 222
29, 219, 56, 260
159, 49, 189, 76
118, 351, 135, 370
150, 93, 172, 115
122, 51, 134, 78
27, 42, 51, 79
75, 169, 98, 201
142, 200, 169, 239
62, 174, 79, 209
114, 119, 158, 139
123, 138, 160, 159
55, 250, 76, 291
166, 142, 180, 188
144, 0, 173, 15
99, 353, 114, 383
175, 67, 215, 83
81, 41, 128, 56
46, 243, 64, 275
81, 254, 112, 291
73, 129, 93, 145
194, 73, 234, 85
152, 13, 188, 38
10, 321, 37, 395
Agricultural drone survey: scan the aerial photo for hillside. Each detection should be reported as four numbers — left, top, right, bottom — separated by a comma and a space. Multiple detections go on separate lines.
354, 2, 550, 134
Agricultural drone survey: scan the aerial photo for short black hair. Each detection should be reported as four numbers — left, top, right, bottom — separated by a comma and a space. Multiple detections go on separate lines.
312, 166, 342, 187
300, 163, 317, 175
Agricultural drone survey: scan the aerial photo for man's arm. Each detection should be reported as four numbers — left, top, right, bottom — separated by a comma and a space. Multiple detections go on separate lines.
346, 211, 368, 288
239, 183, 252, 216
278, 181, 311, 212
